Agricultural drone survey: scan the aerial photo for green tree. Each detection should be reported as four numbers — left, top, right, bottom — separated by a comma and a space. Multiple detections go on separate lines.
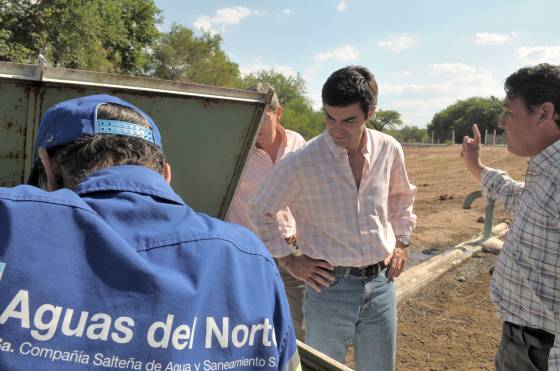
99, 0, 162, 74
427, 96, 503, 144
0, 0, 33, 62
149, 24, 240, 87
281, 98, 325, 139
240, 70, 324, 139
0, 0, 161, 74
387, 126, 429, 143
240, 70, 307, 107
366, 109, 403, 132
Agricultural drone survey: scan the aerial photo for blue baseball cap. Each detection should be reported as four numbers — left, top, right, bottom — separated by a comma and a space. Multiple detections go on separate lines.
27, 94, 163, 185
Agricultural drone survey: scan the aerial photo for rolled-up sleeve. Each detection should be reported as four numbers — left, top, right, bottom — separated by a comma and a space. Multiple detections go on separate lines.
481, 166, 525, 214
388, 144, 417, 236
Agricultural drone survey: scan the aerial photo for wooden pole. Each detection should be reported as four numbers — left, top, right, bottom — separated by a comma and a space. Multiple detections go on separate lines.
298, 340, 353, 371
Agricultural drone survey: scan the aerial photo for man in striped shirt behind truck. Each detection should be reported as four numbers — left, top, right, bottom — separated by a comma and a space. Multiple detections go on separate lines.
227, 82, 307, 339
462, 64, 560, 370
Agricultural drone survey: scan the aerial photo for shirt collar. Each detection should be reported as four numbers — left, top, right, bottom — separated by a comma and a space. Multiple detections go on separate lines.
324, 129, 371, 161
74, 165, 185, 205
529, 138, 560, 170
252, 124, 288, 158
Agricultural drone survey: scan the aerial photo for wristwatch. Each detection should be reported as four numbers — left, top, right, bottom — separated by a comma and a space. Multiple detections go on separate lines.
285, 236, 303, 256
396, 235, 411, 247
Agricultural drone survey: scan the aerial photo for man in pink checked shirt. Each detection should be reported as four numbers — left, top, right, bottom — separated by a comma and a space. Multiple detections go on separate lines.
227, 82, 307, 339
249, 66, 416, 371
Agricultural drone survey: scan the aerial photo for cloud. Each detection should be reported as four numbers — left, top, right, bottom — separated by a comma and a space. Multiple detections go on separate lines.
309, 92, 323, 111
474, 32, 517, 46
302, 66, 318, 81
380, 63, 503, 126
239, 63, 297, 78
515, 46, 560, 64
395, 71, 413, 78
194, 6, 260, 34
377, 34, 415, 53
314, 45, 359, 62
428, 63, 499, 93
337, 1, 347, 12
428, 63, 476, 77
283, 8, 292, 15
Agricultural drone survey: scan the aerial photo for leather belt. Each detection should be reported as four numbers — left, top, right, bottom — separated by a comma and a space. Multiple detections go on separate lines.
332, 261, 385, 278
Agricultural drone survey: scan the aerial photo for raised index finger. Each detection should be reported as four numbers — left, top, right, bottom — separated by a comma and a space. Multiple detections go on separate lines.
472, 124, 481, 144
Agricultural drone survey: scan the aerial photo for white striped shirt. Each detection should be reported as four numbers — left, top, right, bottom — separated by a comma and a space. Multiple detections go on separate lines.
482, 139, 560, 369
249, 129, 417, 266
227, 125, 305, 236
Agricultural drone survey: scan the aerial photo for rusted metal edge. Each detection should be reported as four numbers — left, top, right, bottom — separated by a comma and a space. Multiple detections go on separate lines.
0, 61, 268, 105
220, 106, 265, 220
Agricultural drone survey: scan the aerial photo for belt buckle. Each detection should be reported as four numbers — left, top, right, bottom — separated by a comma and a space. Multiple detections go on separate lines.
360, 263, 378, 277
357, 267, 369, 277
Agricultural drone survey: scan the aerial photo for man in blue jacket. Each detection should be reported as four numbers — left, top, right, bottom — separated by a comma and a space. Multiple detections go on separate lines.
0, 94, 301, 370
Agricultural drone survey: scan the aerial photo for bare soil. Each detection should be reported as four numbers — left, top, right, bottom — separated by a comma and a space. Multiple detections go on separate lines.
344, 145, 529, 370
396, 253, 499, 370
404, 145, 527, 259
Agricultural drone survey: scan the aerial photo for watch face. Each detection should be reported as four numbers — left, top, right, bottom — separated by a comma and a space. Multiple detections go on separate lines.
398, 236, 411, 246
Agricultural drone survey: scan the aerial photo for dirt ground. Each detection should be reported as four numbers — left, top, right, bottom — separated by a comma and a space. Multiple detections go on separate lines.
404, 145, 527, 259
344, 145, 529, 370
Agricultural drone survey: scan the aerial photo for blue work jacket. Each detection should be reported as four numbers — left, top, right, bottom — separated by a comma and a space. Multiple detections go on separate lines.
0, 165, 300, 371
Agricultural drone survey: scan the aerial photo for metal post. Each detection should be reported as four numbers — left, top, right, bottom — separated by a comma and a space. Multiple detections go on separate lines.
452, 130, 455, 144
484, 129, 488, 145
483, 198, 496, 240
463, 191, 496, 241
431, 131, 434, 144
493, 129, 496, 145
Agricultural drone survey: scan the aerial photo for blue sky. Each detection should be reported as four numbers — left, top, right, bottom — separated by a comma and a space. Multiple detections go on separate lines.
155, 0, 560, 128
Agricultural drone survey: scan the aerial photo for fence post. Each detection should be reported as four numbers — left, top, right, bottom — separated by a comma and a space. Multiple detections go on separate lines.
493, 129, 496, 145
484, 129, 488, 145
452, 130, 455, 144
431, 131, 434, 144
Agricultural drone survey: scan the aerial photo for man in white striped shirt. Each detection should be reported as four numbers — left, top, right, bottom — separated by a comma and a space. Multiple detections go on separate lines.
249, 66, 417, 370
462, 64, 560, 371
227, 82, 307, 339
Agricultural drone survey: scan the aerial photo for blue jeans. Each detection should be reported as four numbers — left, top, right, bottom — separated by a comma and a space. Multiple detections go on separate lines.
304, 267, 396, 371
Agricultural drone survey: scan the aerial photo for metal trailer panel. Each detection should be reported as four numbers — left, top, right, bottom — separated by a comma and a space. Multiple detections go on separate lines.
0, 61, 266, 219
0, 81, 32, 187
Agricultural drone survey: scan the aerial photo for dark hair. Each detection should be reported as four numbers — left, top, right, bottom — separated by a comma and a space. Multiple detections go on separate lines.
321, 65, 378, 116
37, 104, 165, 188
505, 63, 560, 128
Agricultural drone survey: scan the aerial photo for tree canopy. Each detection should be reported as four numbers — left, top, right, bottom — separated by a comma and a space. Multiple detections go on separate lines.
386, 126, 429, 144
0, 0, 161, 74
240, 70, 324, 139
0, 1, 414, 142
366, 109, 403, 132
427, 96, 503, 143
149, 24, 240, 87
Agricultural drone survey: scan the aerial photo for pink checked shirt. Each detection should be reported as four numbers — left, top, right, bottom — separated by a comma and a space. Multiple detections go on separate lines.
249, 128, 417, 266
227, 125, 306, 235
